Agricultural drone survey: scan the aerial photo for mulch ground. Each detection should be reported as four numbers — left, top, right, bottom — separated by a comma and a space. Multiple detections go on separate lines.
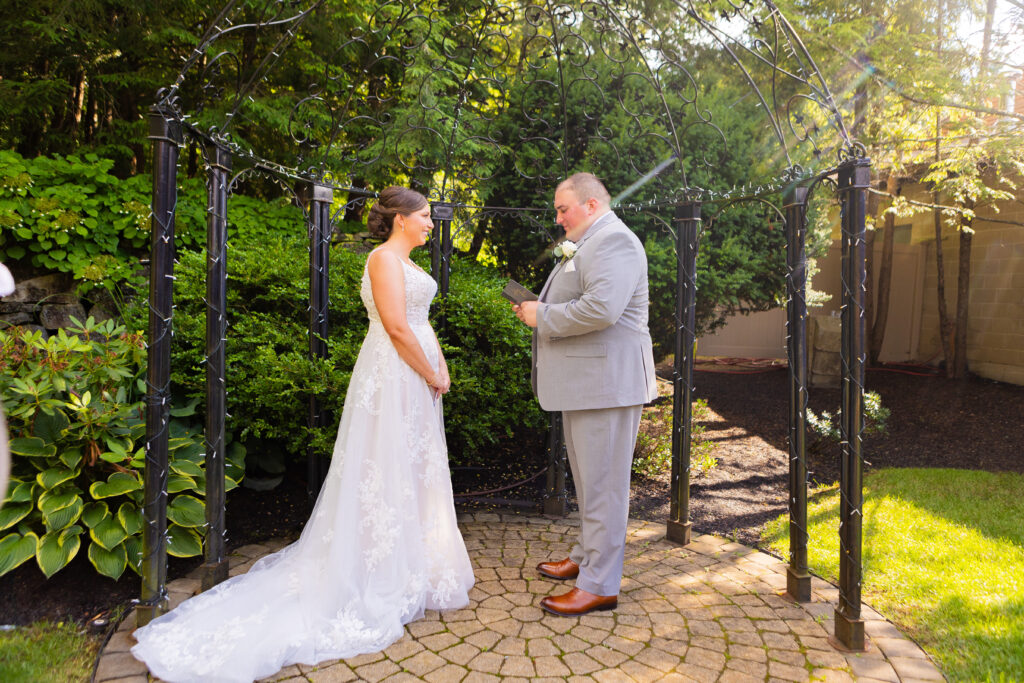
3, 364, 1022, 627
628, 362, 1024, 545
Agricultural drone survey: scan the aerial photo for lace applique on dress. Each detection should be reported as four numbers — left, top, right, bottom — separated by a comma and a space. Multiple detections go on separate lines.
359, 461, 400, 572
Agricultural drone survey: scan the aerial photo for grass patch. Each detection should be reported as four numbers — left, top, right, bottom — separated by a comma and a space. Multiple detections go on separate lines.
762, 468, 1024, 682
0, 621, 100, 683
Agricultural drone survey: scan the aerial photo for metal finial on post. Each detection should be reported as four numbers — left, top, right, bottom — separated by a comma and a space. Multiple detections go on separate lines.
139, 106, 182, 626
784, 185, 811, 602
431, 203, 455, 298
835, 158, 871, 650
667, 202, 701, 546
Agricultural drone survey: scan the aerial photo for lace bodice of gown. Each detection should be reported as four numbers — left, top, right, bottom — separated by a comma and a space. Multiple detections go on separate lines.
361, 252, 437, 326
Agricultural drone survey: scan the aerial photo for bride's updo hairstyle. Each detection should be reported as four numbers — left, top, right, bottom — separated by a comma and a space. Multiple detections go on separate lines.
366, 186, 429, 239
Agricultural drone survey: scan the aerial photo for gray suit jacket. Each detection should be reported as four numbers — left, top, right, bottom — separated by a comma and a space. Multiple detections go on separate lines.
531, 212, 658, 412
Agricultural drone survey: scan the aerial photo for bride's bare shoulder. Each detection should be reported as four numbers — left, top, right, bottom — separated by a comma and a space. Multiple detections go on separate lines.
366, 248, 405, 288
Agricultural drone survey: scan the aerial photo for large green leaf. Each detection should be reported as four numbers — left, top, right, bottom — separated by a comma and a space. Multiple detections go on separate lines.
167, 437, 197, 451
37, 467, 77, 490
36, 526, 82, 578
37, 488, 79, 516
90, 517, 128, 551
59, 447, 83, 470
34, 408, 69, 444
6, 480, 34, 504
167, 473, 198, 494
123, 535, 142, 576
166, 495, 205, 528
102, 437, 130, 462
89, 472, 141, 499
0, 532, 39, 577
169, 398, 200, 418
117, 503, 144, 536
0, 503, 32, 532
87, 540, 127, 579
9, 437, 57, 458
81, 501, 110, 528
170, 460, 204, 478
43, 495, 83, 531
166, 524, 202, 558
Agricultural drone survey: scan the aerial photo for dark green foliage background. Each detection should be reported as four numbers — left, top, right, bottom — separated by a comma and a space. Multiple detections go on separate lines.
123, 232, 545, 467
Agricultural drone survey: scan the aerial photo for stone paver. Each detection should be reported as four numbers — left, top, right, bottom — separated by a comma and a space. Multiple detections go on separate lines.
100, 513, 939, 682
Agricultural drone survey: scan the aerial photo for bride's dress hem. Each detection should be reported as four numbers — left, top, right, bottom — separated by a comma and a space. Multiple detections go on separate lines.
130, 257, 474, 683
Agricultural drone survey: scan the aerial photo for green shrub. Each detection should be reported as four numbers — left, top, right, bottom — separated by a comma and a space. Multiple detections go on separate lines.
0, 151, 159, 290
0, 150, 305, 297
807, 390, 890, 452
129, 237, 544, 467
632, 397, 716, 477
434, 257, 547, 462
0, 317, 232, 580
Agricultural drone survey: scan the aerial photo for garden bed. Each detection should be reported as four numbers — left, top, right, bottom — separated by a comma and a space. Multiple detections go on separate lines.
3, 365, 1022, 626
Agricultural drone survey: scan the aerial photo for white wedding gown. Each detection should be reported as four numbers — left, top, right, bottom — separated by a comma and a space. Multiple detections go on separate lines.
132, 255, 475, 682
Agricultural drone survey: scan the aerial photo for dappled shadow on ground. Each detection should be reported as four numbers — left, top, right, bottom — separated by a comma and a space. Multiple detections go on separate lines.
628, 365, 1024, 546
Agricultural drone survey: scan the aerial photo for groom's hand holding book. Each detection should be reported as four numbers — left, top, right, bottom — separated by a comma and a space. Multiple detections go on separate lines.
504, 280, 540, 328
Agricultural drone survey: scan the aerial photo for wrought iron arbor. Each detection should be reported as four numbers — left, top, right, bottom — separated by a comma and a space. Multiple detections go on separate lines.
140, 0, 872, 650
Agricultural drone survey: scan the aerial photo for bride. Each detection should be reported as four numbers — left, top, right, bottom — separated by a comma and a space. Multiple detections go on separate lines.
131, 186, 475, 682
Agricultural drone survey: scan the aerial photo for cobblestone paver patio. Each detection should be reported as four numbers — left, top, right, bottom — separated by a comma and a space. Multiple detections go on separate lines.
96, 512, 944, 682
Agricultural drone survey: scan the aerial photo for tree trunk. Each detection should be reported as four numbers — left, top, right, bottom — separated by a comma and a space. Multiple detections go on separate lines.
468, 216, 487, 259
952, 209, 973, 379
932, 0, 955, 376
933, 198, 954, 376
343, 179, 368, 224
863, 181, 881, 362
870, 174, 899, 364
84, 85, 97, 143
65, 69, 86, 144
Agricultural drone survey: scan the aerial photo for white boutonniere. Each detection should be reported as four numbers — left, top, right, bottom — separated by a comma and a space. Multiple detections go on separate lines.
553, 240, 578, 261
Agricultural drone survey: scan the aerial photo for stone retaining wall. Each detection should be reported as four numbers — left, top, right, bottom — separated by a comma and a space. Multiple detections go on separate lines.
0, 273, 117, 336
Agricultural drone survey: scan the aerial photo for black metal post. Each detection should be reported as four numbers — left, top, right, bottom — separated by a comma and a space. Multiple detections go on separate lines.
836, 158, 870, 650
429, 207, 442, 283
542, 413, 568, 516
139, 107, 181, 626
201, 143, 230, 591
307, 183, 333, 501
667, 202, 700, 546
429, 203, 454, 296
784, 186, 811, 602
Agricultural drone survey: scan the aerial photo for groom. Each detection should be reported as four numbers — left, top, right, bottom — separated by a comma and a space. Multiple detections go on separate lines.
513, 172, 657, 616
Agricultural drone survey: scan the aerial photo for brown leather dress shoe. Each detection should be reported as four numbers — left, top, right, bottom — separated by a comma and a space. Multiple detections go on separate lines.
540, 587, 618, 616
536, 557, 579, 580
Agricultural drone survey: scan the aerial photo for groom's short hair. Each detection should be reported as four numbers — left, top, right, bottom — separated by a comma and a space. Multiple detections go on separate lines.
558, 172, 611, 207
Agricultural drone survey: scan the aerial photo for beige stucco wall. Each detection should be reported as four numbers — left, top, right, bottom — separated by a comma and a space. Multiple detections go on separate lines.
698, 179, 1023, 386
911, 185, 1024, 385
917, 192, 1019, 387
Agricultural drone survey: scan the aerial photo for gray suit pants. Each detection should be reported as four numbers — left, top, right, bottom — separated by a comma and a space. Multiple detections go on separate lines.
563, 404, 643, 596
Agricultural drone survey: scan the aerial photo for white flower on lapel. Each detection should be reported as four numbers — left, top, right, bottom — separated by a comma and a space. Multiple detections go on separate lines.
553, 240, 578, 261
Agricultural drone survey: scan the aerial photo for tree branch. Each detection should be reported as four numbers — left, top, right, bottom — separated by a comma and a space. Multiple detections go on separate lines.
811, 35, 1024, 123
868, 188, 1024, 227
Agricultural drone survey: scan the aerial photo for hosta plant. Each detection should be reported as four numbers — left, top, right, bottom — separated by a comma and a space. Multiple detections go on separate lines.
0, 317, 242, 580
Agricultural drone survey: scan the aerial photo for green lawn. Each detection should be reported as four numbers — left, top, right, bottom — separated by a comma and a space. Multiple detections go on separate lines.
0, 621, 99, 683
762, 468, 1024, 682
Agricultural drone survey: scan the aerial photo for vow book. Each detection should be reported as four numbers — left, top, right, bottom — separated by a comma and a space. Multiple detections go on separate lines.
501, 280, 538, 305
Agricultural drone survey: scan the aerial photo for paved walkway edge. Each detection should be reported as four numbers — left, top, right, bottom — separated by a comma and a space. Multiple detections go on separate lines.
94, 513, 945, 683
